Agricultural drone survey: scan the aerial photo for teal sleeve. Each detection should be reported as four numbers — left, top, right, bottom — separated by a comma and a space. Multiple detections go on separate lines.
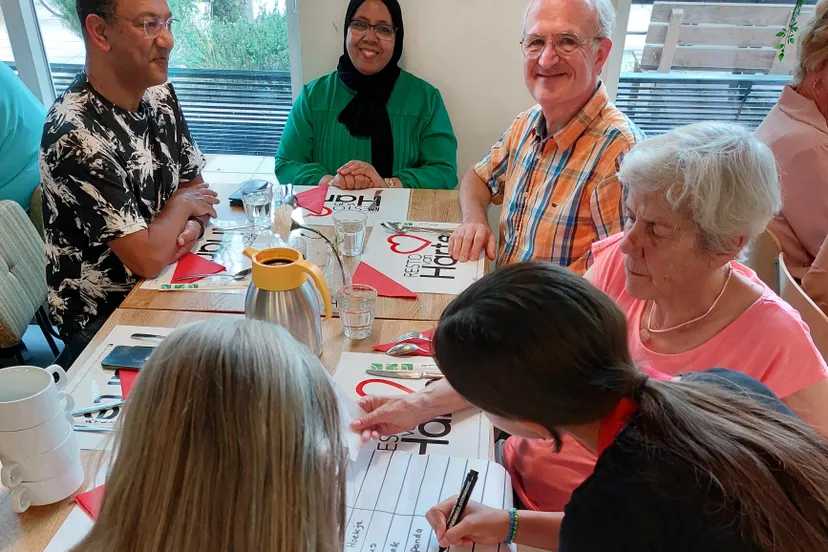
274, 87, 330, 186
395, 90, 458, 190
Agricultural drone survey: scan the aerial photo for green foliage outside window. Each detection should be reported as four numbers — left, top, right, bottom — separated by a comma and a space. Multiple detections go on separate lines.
45, 0, 290, 72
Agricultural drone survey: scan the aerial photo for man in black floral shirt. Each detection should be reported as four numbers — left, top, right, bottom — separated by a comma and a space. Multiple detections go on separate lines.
42, 0, 219, 368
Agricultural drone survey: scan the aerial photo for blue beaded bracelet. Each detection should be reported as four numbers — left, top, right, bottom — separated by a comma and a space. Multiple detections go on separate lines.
505, 508, 518, 544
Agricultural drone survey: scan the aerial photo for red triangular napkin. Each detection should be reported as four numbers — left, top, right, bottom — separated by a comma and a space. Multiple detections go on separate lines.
295, 184, 329, 215
353, 262, 417, 299
373, 328, 435, 354
76, 485, 105, 520
172, 253, 226, 283
119, 370, 139, 400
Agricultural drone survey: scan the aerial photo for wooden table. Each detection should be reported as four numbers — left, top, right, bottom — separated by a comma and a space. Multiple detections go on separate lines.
119, 187, 463, 321
0, 308, 437, 552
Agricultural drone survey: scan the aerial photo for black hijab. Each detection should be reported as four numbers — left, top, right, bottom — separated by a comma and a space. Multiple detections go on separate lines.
337, 0, 404, 178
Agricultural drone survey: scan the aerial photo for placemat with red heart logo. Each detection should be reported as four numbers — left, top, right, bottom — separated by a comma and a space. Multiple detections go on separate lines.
359, 222, 487, 295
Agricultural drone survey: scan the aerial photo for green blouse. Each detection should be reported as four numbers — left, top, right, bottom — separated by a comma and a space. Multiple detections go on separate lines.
274, 70, 458, 189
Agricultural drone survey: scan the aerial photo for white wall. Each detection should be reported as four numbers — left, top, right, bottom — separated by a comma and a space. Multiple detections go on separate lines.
296, 0, 535, 174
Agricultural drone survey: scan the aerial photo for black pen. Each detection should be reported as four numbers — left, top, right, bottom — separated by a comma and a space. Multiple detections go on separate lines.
438, 469, 479, 552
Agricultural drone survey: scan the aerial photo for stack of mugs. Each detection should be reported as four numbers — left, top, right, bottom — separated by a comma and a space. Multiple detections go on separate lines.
0, 364, 84, 513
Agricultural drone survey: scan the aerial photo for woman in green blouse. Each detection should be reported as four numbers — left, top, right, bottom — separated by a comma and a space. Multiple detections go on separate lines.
274, 0, 458, 190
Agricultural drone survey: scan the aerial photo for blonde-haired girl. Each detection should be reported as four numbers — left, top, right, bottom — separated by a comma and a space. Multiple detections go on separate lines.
73, 318, 347, 552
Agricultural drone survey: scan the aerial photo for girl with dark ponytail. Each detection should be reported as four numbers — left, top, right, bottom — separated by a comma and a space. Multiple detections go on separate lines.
425, 262, 828, 551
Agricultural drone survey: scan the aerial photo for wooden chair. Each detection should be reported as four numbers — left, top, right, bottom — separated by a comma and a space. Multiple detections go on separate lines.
641, 2, 817, 75
779, 253, 828, 362
743, 228, 782, 294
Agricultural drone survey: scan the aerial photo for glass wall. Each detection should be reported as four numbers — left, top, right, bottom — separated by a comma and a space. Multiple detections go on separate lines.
612, 0, 820, 134
0, 5, 16, 66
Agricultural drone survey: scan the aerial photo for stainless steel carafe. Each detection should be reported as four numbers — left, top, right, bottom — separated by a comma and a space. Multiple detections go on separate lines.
243, 247, 332, 356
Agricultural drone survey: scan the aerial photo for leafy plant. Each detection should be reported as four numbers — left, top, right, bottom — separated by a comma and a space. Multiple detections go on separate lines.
43, 0, 288, 72
776, 0, 806, 62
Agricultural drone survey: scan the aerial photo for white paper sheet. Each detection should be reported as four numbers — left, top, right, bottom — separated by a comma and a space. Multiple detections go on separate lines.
333, 353, 492, 460
360, 222, 486, 295
293, 186, 411, 228
345, 449, 515, 552
65, 325, 173, 450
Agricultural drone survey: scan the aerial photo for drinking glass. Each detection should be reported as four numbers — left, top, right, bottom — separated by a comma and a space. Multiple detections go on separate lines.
335, 284, 377, 340
333, 211, 368, 256
241, 180, 273, 231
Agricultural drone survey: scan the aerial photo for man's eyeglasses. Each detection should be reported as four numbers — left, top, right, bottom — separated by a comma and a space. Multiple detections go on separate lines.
348, 20, 397, 41
106, 14, 178, 39
520, 32, 597, 58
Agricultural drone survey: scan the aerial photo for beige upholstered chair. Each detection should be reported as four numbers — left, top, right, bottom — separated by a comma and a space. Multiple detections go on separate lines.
744, 228, 782, 294
0, 200, 59, 363
780, 253, 828, 362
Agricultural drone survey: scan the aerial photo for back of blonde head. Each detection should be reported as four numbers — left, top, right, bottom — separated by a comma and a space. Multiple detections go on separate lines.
72, 319, 347, 552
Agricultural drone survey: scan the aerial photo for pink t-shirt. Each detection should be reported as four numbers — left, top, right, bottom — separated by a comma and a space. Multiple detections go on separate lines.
502, 233, 828, 512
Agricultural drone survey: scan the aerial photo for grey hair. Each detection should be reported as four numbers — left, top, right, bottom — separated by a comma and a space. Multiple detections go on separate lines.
793, 3, 828, 86
617, 122, 782, 257
523, 0, 616, 39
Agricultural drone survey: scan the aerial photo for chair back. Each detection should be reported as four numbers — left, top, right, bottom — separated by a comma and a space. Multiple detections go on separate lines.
779, 253, 828, 362
0, 200, 47, 347
744, 228, 782, 293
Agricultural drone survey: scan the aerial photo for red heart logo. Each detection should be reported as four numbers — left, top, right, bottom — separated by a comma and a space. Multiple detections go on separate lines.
356, 379, 416, 397
305, 206, 333, 218
387, 233, 431, 255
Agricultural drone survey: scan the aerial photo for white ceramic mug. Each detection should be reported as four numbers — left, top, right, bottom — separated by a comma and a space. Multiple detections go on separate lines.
1, 430, 81, 487
0, 407, 73, 459
0, 365, 73, 432
8, 454, 84, 513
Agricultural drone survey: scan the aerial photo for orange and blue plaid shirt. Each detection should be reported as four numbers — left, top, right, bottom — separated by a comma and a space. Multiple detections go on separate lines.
475, 82, 644, 274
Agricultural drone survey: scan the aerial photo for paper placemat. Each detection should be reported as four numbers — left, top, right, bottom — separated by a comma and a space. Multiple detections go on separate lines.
65, 325, 173, 450
293, 186, 411, 227
360, 222, 486, 295
141, 226, 270, 291
333, 352, 491, 460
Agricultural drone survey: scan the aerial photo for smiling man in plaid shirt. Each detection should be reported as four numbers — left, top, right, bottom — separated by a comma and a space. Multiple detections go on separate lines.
448, 0, 644, 274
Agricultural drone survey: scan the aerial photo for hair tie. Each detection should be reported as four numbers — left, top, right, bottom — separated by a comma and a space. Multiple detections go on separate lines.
631, 373, 650, 401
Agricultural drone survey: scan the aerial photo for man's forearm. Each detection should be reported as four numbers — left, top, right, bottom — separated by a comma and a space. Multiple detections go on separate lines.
459, 168, 493, 224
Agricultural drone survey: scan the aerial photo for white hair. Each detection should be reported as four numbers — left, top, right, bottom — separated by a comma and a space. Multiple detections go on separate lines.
617, 122, 782, 256
793, 3, 828, 86
523, 0, 616, 39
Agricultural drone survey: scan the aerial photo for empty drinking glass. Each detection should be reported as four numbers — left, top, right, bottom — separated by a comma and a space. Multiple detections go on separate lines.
241, 180, 273, 231
332, 211, 368, 257
335, 284, 377, 340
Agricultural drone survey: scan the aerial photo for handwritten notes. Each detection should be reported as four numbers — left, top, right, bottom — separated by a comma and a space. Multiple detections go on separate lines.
361, 223, 485, 295
345, 448, 515, 552
334, 353, 491, 460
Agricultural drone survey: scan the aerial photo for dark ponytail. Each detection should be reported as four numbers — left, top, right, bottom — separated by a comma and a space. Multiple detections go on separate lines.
434, 262, 828, 551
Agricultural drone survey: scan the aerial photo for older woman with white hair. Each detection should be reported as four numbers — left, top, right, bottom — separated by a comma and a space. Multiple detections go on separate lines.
756, 0, 828, 283
352, 123, 828, 546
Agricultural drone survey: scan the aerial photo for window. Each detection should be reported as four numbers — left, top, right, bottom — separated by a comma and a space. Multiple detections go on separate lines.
0, 8, 14, 65
611, 0, 819, 135
32, 0, 296, 156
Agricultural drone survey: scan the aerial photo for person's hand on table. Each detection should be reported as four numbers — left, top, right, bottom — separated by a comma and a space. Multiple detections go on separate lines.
335, 160, 385, 190
426, 498, 510, 548
351, 395, 432, 442
449, 220, 496, 262
176, 219, 202, 248
319, 175, 335, 186
167, 182, 219, 219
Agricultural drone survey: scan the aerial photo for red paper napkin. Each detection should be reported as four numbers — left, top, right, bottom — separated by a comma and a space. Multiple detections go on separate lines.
172, 253, 226, 283
353, 262, 417, 299
373, 328, 435, 355
76, 485, 105, 520
295, 184, 329, 215
120, 370, 139, 400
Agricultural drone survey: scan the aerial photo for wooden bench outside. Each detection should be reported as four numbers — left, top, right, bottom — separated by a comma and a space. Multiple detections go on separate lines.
641, 1, 816, 74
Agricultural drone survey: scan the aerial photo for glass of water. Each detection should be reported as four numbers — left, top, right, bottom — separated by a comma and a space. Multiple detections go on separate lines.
241, 180, 273, 231
335, 284, 377, 340
333, 211, 368, 256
